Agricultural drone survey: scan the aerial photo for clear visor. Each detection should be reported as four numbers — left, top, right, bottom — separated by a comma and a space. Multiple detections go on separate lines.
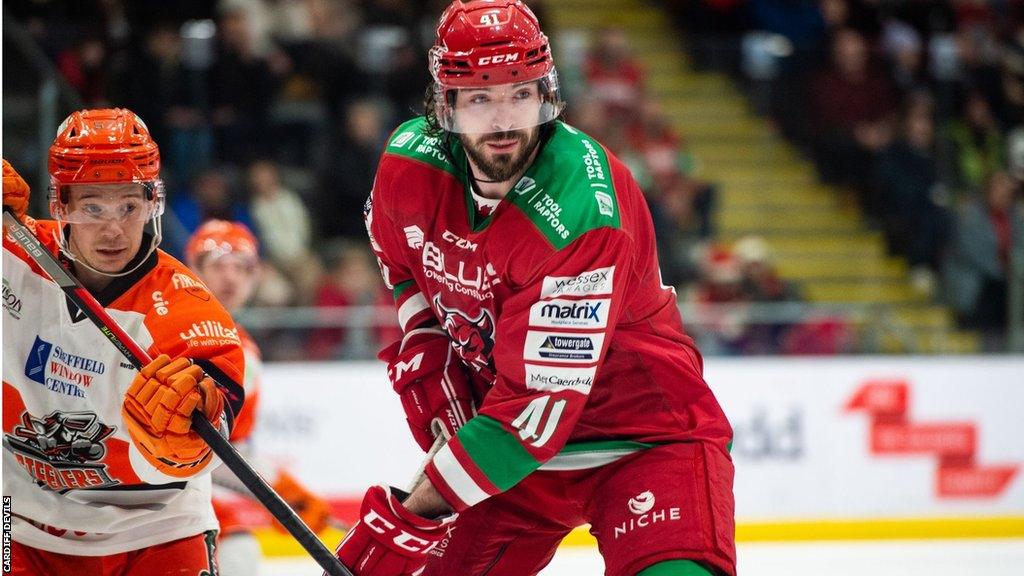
51, 182, 165, 225
435, 71, 564, 134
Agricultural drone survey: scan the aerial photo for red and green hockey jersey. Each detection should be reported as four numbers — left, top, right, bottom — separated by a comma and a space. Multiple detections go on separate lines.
366, 118, 732, 511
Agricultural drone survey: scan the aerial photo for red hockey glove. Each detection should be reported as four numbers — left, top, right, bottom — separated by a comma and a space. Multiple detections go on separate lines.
379, 328, 475, 452
122, 354, 225, 477
332, 486, 450, 576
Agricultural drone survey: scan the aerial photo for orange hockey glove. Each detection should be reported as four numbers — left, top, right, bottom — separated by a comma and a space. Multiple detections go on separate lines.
122, 354, 225, 478
3, 159, 33, 227
272, 470, 331, 534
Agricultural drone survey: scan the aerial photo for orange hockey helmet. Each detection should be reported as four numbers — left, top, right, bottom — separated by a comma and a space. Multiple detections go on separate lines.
46, 108, 167, 276
185, 219, 260, 268
49, 108, 162, 195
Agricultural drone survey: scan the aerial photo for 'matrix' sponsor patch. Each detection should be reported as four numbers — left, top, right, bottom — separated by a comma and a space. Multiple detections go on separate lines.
541, 267, 614, 298
529, 298, 610, 329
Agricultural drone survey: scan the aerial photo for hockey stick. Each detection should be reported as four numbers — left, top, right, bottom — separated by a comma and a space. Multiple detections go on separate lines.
409, 432, 446, 493
2, 208, 352, 576
324, 434, 445, 532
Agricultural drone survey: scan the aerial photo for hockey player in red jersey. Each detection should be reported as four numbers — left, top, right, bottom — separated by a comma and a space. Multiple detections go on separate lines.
185, 220, 331, 576
2, 109, 245, 575
331, 1, 736, 575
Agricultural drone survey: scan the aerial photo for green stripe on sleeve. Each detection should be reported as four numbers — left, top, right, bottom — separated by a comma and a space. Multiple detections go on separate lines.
392, 280, 414, 300
457, 415, 541, 491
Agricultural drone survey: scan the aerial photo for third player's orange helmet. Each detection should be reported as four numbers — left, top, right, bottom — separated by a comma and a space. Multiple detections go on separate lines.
185, 220, 260, 268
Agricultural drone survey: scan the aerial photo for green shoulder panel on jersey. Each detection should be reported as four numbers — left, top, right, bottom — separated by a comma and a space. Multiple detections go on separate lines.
507, 122, 622, 250
384, 117, 462, 178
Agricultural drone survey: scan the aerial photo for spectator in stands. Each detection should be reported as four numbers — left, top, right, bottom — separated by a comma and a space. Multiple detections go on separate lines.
954, 25, 1006, 122
810, 29, 897, 212
307, 242, 396, 359
319, 97, 388, 240
873, 100, 952, 294
629, 101, 694, 191
116, 23, 211, 187
879, 18, 928, 95
749, 0, 827, 56
209, 3, 288, 163
622, 100, 712, 266
685, 245, 752, 355
998, 23, 1024, 127
583, 26, 645, 121
734, 235, 798, 303
943, 170, 1024, 331
171, 167, 255, 234
57, 35, 109, 106
247, 158, 323, 303
650, 171, 718, 288
733, 235, 799, 354
949, 91, 1005, 195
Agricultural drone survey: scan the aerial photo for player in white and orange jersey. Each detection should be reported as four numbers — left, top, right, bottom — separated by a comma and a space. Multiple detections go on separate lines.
2, 109, 246, 575
186, 219, 331, 576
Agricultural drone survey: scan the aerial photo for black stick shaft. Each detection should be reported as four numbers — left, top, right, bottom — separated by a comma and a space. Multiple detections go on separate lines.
2, 209, 352, 576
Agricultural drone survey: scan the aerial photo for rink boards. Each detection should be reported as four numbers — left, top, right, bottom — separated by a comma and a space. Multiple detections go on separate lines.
245, 357, 1024, 554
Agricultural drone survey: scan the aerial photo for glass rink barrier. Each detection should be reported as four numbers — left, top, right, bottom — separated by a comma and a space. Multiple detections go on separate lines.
241, 357, 1024, 574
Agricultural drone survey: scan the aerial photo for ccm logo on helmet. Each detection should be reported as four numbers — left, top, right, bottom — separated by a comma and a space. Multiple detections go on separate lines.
478, 52, 520, 66
363, 510, 439, 554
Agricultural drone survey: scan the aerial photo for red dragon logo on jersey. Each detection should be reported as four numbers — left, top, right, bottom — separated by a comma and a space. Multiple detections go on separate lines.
434, 296, 496, 383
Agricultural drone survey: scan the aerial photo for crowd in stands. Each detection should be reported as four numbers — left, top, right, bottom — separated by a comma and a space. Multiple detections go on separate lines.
10, 0, 1022, 355
10, 0, 737, 357
667, 0, 1024, 342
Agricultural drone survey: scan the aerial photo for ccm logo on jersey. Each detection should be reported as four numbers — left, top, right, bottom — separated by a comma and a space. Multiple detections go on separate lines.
363, 510, 440, 555
525, 365, 595, 394
443, 230, 477, 251
477, 52, 519, 66
529, 298, 609, 329
524, 331, 605, 363
541, 267, 614, 298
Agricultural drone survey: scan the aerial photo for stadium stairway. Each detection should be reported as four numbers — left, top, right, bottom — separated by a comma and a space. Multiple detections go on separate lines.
546, 0, 980, 354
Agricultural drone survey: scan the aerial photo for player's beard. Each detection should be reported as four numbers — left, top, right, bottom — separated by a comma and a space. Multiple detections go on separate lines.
460, 127, 540, 183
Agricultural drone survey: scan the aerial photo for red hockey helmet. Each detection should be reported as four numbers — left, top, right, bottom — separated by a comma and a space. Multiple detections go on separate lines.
430, 0, 563, 133
185, 219, 260, 268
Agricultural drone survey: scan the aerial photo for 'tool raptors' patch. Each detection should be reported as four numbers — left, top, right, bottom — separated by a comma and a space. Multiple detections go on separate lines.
4, 410, 119, 492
